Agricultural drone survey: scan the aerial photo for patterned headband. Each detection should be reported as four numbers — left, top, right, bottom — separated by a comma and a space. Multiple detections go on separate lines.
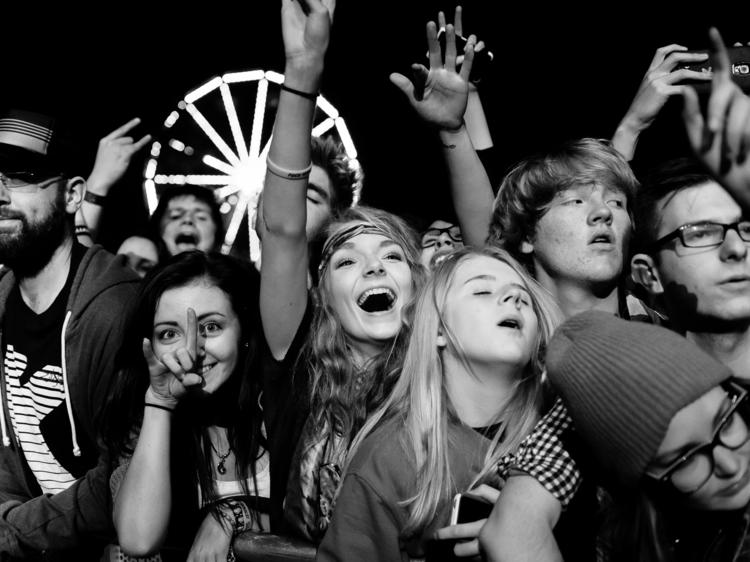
317, 222, 392, 276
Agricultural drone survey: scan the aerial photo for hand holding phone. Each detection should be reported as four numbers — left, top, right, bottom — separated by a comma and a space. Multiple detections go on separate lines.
449, 492, 493, 526
433, 27, 494, 85
679, 45, 750, 94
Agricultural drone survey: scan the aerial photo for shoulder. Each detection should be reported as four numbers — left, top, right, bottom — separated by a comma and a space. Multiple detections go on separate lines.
346, 419, 415, 495
72, 246, 140, 314
498, 399, 582, 509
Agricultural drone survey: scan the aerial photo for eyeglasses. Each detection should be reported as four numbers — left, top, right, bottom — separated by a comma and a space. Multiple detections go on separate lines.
421, 225, 463, 249
646, 382, 750, 494
651, 221, 750, 250
0, 171, 64, 193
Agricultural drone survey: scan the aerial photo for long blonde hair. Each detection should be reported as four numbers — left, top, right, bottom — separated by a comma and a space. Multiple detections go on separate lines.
347, 246, 563, 533
304, 206, 427, 441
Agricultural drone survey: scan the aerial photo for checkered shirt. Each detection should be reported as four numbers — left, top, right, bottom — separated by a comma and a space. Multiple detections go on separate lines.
497, 397, 581, 508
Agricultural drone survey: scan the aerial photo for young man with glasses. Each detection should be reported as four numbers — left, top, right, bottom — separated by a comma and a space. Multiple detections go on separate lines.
0, 109, 139, 559
419, 219, 464, 270
631, 158, 750, 379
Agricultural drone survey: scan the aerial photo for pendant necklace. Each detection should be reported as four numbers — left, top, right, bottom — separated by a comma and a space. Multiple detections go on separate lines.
210, 441, 232, 475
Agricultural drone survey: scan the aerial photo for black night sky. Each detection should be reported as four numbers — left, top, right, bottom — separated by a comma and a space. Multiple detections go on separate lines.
1, 3, 746, 252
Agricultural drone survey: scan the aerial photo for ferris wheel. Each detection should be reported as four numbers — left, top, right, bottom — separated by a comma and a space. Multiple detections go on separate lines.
143, 69, 362, 261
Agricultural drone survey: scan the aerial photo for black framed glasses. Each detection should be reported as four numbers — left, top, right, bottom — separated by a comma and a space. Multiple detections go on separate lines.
646, 382, 750, 494
651, 221, 750, 250
421, 225, 463, 249
0, 171, 64, 193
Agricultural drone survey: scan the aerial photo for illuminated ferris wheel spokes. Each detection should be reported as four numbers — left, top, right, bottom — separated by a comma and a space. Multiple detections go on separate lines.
144, 69, 361, 261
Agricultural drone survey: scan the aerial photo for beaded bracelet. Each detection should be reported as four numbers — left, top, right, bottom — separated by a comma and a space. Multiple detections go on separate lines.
280, 83, 318, 102
266, 156, 312, 180
222, 498, 253, 534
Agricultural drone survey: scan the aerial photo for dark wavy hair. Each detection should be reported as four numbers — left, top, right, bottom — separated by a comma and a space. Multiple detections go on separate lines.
311, 135, 360, 215
102, 250, 264, 526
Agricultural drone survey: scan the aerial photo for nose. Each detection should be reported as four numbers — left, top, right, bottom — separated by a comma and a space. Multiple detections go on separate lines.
195, 331, 207, 357
364, 255, 386, 277
719, 227, 748, 262
713, 445, 743, 478
0, 179, 10, 203
181, 212, 194, 226
435, 233, 455, 251
587, 195, 613, 226
500, 287, 524, 308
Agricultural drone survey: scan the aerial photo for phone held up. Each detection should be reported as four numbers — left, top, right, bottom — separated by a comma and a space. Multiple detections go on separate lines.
679, 44, 750, 94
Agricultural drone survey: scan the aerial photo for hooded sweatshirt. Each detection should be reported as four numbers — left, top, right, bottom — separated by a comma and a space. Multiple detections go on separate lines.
0, 244, 139, 559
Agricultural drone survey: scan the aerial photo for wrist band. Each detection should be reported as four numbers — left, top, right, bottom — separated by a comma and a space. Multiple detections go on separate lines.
84, 191, 108, 206
280, 83, 318, 101
145, 402, 175, 413
266, 156, 312, 180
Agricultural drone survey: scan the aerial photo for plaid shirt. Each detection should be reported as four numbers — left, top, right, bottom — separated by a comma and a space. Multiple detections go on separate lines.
497, 398, 581, 508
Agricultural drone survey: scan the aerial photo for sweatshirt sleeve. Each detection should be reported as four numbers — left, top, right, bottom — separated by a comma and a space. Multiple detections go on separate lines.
316, 473, 406, 562
0, 451, 113, 556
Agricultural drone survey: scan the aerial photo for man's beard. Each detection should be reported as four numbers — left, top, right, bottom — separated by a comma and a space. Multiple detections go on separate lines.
0, 192, 71, 278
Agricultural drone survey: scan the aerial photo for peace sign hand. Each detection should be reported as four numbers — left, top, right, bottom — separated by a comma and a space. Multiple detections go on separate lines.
142, 308, 204, 407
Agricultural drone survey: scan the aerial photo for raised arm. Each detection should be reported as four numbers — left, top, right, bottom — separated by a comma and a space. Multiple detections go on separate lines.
442, 7, 494, 153
259, 0, 334, 360
113, 310, 204, 557
390, 8, 493, 248
76, 118, 151, 245
612, 45, 711, 161
683, 27, 750, 213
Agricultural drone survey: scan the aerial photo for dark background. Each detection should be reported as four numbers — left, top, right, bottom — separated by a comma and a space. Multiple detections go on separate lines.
1, 3, 747, 252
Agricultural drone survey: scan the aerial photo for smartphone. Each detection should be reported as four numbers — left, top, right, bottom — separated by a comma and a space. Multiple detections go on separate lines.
449, 492, 493, 526
433, 28, 494, 84
678, 45, 750, 94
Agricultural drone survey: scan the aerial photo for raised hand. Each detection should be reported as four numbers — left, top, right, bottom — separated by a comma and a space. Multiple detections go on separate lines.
87, 117, 151, 195
623, 45, 711, 131
438, 6, 488, 90
683, 28, 750, 212
142, 308, 204, 406
391, 16, 475, 131
281, 0, 335, 68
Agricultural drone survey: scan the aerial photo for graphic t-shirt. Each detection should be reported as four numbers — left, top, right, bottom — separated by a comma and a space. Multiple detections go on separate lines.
2, 245, 93, 494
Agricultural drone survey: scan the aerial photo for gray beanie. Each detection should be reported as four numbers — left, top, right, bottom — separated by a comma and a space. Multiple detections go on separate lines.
546, 310, 732, 490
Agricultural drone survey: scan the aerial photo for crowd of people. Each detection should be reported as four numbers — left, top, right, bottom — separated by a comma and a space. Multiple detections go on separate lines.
0, 2, 749, 561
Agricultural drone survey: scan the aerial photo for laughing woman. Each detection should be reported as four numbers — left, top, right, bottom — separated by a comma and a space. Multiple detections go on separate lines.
259, 0, 426, 543
317, 247, 574, 561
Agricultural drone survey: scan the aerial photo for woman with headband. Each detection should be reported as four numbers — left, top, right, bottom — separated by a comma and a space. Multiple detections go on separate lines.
258, 0, 426, 543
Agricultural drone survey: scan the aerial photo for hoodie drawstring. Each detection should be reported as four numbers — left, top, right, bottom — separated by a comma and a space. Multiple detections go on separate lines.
60, 311, 81, 457
0, 380, 10, 447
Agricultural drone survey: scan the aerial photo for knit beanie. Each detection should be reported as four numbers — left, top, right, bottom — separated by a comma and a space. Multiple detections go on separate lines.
546, 310, 732, 490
